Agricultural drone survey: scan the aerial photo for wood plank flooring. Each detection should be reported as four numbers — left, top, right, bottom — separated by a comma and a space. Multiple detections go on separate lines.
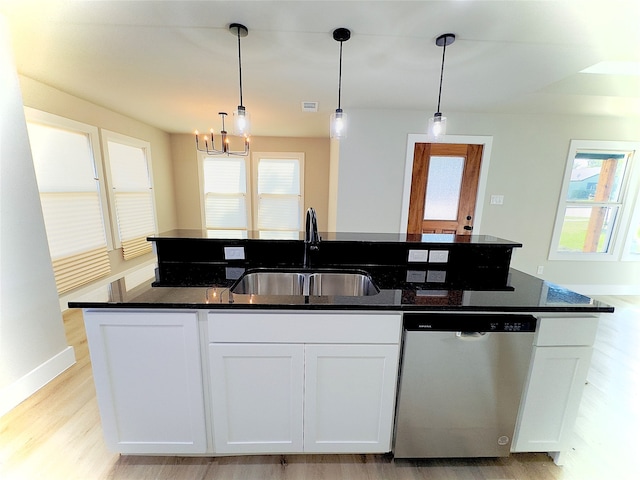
1, 299, 638, 480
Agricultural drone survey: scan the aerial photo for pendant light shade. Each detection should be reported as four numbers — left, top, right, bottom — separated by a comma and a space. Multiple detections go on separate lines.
428, 33, 455, 141
330, 28, 351, 139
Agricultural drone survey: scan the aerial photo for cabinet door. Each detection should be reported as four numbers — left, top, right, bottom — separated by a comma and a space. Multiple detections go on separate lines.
304, 344, 400, 453
209, 343, 304, 454
84, 310, 206, 454
513, 345, 593, 454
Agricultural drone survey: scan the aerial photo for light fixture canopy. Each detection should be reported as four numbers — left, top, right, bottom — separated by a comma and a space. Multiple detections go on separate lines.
330, 27, 351, 139
428, 33, 455, 141
194, 22, 250, 156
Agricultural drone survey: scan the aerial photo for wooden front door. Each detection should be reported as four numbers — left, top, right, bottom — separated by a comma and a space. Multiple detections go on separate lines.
407, 143, 483, 235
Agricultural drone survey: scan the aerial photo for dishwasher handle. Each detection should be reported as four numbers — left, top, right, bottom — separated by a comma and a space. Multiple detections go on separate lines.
456, 331, 487, 339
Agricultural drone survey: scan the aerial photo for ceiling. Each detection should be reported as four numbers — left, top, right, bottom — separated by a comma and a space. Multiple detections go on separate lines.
3, 0, 640, 137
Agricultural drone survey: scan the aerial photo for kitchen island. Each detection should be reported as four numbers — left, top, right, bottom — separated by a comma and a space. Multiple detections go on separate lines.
70, 231, 613, 464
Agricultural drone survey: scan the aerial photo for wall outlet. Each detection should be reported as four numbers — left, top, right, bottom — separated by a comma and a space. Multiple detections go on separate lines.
429, 250, 449, 263
406, 270, 427, 283
224, 246, 245, 260
408, 249, 429, 263
537, 265, 544, 275
426, 270, 447, 283
490, 195, 504, 205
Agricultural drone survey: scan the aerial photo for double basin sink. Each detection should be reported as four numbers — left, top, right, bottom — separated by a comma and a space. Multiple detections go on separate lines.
231, 269, 379, 297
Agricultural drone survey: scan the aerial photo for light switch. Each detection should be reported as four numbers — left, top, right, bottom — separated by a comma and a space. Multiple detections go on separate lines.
224, 246, 245, 260
408, 249, 429, 263
490, 195, 504, 205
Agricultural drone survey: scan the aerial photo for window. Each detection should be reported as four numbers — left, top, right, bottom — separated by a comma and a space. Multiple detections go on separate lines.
201, 152, 304, 237
253, 154, 303, 238
26, 110, 112, 293
550, 140, 640, 261
202, 157, 250, 236
102, 131, 156, 260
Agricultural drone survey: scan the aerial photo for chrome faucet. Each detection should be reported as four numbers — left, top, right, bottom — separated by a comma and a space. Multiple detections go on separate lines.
303, 207, 320, 268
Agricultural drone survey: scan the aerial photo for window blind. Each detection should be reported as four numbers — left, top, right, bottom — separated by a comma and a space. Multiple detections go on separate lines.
256, 158, 301, 231
106, 140, 156, 260
27, 121, 110, 294
203, 157, 248, 229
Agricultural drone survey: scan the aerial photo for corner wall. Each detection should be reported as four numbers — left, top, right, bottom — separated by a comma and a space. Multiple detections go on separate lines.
0, 15, 74, 417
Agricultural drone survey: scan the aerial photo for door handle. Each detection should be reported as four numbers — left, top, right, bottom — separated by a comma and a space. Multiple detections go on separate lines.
463, 225, 473, 231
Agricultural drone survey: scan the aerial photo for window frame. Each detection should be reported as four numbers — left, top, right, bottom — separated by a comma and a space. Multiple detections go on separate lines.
250, 151, 305, 234
100, 129, 157, 252
549, 139, 640, 261
198, 154, 252, 232
24, 107, 114, 250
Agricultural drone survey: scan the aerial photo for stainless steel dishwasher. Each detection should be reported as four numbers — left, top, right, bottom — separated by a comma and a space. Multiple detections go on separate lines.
394, 313, 536, 458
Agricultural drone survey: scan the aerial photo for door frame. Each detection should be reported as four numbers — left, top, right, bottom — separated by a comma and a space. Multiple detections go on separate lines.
400, 134, 494, 234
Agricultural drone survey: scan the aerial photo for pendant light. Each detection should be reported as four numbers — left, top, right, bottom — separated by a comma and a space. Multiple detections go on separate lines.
330, 27, 351, 139
194, 23, 250, 156
230, 23, 250, 137
428, 33, 455, 140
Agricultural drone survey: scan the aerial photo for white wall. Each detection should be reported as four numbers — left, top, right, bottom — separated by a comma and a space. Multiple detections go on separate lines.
0, 16, 75, 417
336, 108, 640, 292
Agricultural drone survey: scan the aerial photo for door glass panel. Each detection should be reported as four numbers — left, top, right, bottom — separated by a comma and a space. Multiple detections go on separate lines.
424, 156, 464, 220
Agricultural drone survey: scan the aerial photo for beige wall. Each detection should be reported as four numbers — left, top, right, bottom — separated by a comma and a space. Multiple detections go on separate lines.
19, 75, 178, 275
171, 134, 331, 231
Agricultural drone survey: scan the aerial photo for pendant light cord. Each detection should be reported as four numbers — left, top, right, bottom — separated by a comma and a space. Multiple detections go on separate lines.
237, 28, 243, 107
436, 40, 447, 113
337, 40, 343, 109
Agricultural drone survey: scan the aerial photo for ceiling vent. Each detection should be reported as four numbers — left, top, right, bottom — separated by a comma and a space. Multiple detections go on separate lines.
301, 101, 319, 112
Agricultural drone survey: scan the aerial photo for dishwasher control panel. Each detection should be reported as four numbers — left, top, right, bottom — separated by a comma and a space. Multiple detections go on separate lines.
403, 313, 537, 332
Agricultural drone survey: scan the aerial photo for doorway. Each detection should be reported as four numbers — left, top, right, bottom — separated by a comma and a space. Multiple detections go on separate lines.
407, 143, 483, 234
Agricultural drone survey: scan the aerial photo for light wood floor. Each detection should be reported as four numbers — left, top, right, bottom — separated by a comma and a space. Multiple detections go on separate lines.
1, 298, 639, 480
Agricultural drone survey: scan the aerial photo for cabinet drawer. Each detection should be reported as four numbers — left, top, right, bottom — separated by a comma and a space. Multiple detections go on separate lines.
208, 311, 402, 344
535, 316, 600, 346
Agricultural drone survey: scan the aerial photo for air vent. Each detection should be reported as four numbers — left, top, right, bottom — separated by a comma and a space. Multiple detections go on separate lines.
301, 101, 318, 112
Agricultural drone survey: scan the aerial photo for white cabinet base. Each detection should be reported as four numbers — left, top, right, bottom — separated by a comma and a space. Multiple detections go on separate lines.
84, 310, 207, 454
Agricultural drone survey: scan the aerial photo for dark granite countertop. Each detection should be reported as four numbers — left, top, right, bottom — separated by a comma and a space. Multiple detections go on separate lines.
69, 268, 613, 313
149, 230, 523, 246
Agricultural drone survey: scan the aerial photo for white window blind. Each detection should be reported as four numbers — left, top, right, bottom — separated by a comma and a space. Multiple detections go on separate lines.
203, 157, 249, 230
105, 137, 156, 260
256, 158, 301, 231
27, 120, 110, 294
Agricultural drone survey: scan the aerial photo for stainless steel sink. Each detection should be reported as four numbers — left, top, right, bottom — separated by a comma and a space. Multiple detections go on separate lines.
308, 272, 379, 296
231, 271, 305, 296
230, 269, 379, 296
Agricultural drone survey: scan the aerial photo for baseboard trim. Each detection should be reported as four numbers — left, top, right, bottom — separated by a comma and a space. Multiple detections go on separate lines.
0, 346, 76, 418
561, 284, 640, 296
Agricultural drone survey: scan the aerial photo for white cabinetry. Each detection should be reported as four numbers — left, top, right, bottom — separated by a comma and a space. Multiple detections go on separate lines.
84, 310, 207, 454
513, 316, 599, 464
209, 343, 304, 454
208, 311, 401, 454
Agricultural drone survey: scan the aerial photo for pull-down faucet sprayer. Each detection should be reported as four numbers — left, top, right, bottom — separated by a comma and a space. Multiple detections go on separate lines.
304, 207, 320, 268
